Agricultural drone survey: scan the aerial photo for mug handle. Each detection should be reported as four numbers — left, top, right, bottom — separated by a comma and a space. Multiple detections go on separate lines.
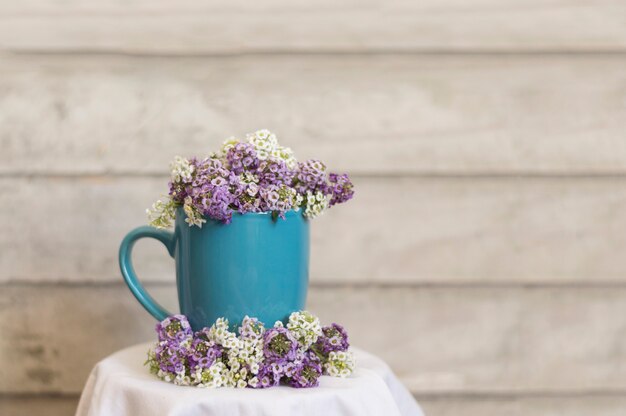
119, 226, 176, 321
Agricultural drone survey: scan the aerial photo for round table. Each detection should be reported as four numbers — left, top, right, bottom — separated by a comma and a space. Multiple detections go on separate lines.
76, 343, 424, 416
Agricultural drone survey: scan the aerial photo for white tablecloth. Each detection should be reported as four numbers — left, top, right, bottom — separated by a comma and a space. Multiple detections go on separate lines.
76, 343, 424, 416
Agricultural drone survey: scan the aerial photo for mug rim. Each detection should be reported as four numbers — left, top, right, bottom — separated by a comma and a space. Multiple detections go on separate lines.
232, 209, 303, 218
175, 206, 304, 220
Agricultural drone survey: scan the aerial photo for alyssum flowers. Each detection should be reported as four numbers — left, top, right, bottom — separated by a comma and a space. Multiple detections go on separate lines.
146, 312, 355, 388
147, 129, 354, 228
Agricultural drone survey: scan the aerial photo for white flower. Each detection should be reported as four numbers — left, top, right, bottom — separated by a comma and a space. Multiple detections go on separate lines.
287, 311, 322, 351
193, 361, 226, 388
282, 148, 297, 169
218, 137, 240, 159
291, 193, 304, 212
247, 129, 278, 160
239, 172, 259, 184
223, 366, 251, 388
211, 177, 227, 186
147, 199, 177, 229
271, 145, 298, 169
248, 376, 260, 388
173, 370, 192, 386
324, 350, 356, 378
207, 318, 238, 346
183, 197, 206, 227
304, 191, 331, 219
246, 183, 259, 196
170, 156, 194, 183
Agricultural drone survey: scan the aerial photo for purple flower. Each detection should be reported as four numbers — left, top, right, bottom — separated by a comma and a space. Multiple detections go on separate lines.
286, 351, 322, 388
168, 180, 188, 204
258, 184, 298, 218
187, 337, 222, 371
314, 323, 350, 355
201, 185, 234, 224
155, 315, 193, 344
226, 143, 259, 175
150, 132, 356, 229
328, 173, 354, 206
263, 186, 280, 204
239, 316, 265, 340
233, 185, 262, 214
153, 339, 189, 375
181, 157, 239, 224
263, 327, 298, 363
251, 362, 283, 389
148, 311, 355, 389
294, 159, 329, 194
257, 158, 295, 187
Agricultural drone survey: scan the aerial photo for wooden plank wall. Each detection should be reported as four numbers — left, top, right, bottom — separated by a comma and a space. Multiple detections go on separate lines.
1, 1, 626, 414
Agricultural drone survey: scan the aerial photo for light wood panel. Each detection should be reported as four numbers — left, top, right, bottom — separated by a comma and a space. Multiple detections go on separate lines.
3, 284, 626, 395
419, 395, 626, 416
2, 176, 626, 284
0, 396, 78, 416
0, 1, 625, 53
1, 55, 626, 175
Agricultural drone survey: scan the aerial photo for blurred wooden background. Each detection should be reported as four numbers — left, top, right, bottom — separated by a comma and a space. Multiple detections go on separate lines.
1, 1, 626, 415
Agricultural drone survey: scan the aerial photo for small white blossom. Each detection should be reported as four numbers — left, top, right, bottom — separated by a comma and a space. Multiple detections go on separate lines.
183, 197, 206, 227
223, 365, 251, 388
205, 317, 264, 388
271, 145, 298, 170
304, 191, 331, 219
217, 137, 240, 159
294, 193, 304, 210
170, 156, 194, 183
193, 361, 226, 388
324, 350, 356, 378
247, 129, 278, 160
223, 335, 264, 386
248, 376, 260, 388
287, 311, 322, 351
246, 183, 259, 196
239, 172, 259, 184
207, 318, 238, 346
147, 199, 177, 229
173, 369, 192, 386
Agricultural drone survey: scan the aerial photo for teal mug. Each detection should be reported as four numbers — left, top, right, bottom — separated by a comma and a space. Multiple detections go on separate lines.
119, 208, 310, 330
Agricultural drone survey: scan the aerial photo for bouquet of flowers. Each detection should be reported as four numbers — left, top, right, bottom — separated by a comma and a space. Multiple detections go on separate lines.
146, 312, 355, 389
147, 129, 354, 227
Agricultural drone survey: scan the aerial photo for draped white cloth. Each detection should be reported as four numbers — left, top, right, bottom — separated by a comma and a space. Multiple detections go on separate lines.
76, 343, 424, 416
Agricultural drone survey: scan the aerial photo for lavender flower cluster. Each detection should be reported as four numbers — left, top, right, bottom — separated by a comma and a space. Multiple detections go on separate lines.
147, 130, 354, 227
146, 311, 355, 389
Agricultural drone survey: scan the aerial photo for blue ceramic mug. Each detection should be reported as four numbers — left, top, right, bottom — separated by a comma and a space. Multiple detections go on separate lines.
119, 208, 310, 330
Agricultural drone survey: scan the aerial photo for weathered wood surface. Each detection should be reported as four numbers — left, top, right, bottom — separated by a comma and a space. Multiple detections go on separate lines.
3, 284, 626, 395
1, 55, 626, 175
0, 0, 623, 411
2, 176, 626, 284
1, 1, 625, 53
0, 396, 78, 416
419, 395, 626, 416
